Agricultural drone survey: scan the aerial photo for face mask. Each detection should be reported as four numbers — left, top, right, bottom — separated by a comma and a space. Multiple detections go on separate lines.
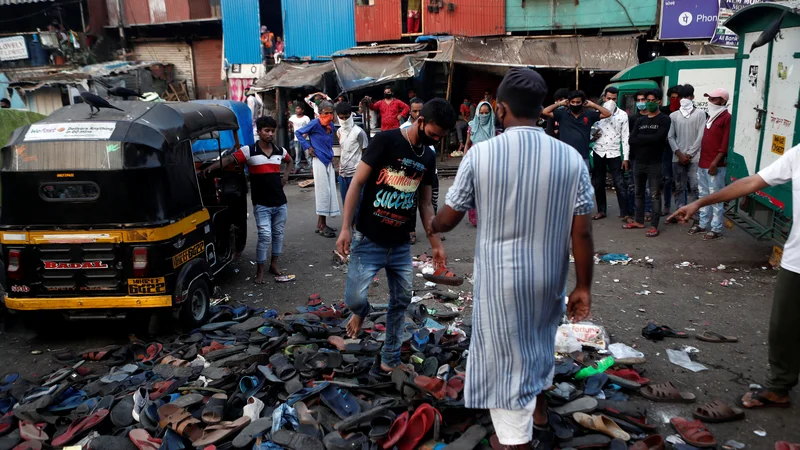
319, 114, 333, 127
636, 101, 646, 111
417, 124, 437, 147
603, 100, 617, 114
569, 104, 583, 114
340, 115, 354, 131
669, 97, 680, 112
679, 98, 693, 109
384, 92, 393, 99
464, 101, 470, 105
314, 99, 322, 106
707, 103, 726, 117
646, 102, 659, 113
478, 113, 491, 125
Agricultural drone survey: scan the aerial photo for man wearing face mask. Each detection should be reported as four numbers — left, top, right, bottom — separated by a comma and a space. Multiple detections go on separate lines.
591, 87, 630, 220
304, 91, 331, 118
545, 88, 569, 138
625, 90, 671, 237
366, 86, 410, 131
296, 101, 340, 237
666, 84, 705, 224
402, 97, 441, 244
336, 102, 369, 205
691, 88, 731, 241
542, 90, 611, 169
624, 90, 652, 223
337, 99, 457, 375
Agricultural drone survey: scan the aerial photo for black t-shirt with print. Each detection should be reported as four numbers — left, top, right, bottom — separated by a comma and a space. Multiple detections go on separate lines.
356, 129, 435, 247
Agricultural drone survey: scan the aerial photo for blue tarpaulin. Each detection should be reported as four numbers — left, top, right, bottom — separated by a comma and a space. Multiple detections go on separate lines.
191, 100, 254, 154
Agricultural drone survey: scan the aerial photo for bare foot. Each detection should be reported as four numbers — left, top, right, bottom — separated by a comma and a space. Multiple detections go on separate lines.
269, 264, 281, 276
346, 315, 364, 338
254, 274, 265, 284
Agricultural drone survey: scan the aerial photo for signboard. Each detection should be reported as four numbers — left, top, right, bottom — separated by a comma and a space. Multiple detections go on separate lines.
659, 0, 720, 40
711, 0, 770, 47
0, 36, 28, 61
24, 123, 117, 141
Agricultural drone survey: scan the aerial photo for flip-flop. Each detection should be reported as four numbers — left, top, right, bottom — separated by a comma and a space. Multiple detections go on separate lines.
157, 403, 203, 442
692, 400, 744, 423
646, 228, 659, 237
423, 268, 464, 286
622, 223, 645, 229
696, 331, 738, 343
776, 442, 800, 450
548, 411, 575, 441
640, 382, 696, 403
381, 411, 409, 449
660, 325, 689, 338
606, 369, 650, 386
320, 229, 336, 238
232, 417, 273, 448
323, 431, 368, 450
128, 428, 162, 450
367, 410, 397, 440
275, 275, 296, 283
670, 417, 717, 448
18, 421, 48, 441
395, 404, 441, 450
272, 429, 325, 450
583, 374, 608, 396
192, 416, 251, 447
51, 409, 110, 446
320, 385, 361, 419
551, 396, 598, 416
572, 413, 630, 441
629, 435, 665, 450
201, 393, 227, 424
736, 389, 791, 409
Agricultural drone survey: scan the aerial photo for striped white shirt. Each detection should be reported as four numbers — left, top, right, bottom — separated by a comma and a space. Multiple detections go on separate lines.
446, 126, 594, 409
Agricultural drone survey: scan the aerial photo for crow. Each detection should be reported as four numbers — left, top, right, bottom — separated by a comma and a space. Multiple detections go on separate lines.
80, 91, 124, 117
107, 86, 143, 100
750, 10, 789, 53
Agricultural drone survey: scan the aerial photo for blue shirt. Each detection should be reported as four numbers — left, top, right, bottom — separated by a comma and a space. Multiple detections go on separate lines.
295, 118, 334, 166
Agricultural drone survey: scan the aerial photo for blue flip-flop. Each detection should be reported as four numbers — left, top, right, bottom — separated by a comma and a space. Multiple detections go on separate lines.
286, 382, 329, 406
239, 375, 265, 399
584, 373, 609, 396
48, 388, 88, 412
320, 384, 361, 419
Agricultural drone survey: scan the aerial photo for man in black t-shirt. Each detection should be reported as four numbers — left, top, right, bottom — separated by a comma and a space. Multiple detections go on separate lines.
336, 99, 457, 373
541, 90, 611, 169
202, 116, 293, 284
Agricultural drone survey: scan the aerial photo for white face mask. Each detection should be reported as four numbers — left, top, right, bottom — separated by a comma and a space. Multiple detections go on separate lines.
707, 103, 726, 116
603, 100, 617, 114
339, 114, 354, 131
679, 98, 693, 109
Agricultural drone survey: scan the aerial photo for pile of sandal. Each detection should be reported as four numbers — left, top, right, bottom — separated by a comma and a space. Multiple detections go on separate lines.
0, 295, 786, 450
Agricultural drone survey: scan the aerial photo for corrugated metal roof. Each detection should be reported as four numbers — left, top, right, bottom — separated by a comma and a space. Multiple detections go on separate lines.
332, 43, 426, 57
221, 0, 261, 64
283, 0, 355, 60
0, 0, 52, 4
250, 62, 334, 91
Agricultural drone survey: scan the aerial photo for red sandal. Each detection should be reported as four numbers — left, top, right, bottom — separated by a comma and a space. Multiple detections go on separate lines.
670, 417, 717, 448
423, 268, 464, 286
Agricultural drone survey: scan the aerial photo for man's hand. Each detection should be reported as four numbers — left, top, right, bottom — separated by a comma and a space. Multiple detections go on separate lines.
668, 203, 700, 224
337, 228, 352, 256
709, 163, 718, 176
308, 147, 316, 159
567, 287, 591, 323
396, 114, 404, 123
622, 160, 630, 171
432, 244, 446, 271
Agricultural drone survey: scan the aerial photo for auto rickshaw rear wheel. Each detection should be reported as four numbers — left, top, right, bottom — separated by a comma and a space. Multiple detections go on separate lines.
179, 278, 210, 330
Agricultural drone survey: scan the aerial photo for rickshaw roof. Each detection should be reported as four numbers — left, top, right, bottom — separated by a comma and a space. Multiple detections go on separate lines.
6, 101, 240, 150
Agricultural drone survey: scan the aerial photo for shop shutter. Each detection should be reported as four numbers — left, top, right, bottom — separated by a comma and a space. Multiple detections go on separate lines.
133, 41, 195, 99
192, 39, 225, 99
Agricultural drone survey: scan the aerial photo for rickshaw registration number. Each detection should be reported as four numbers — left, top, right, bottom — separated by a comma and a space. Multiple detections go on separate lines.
128, 277, 167, 294
172, 241, 205, 268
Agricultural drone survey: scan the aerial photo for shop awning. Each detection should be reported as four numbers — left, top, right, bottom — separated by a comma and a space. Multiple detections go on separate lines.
333, 53, 426, 92
250, 62, 334, 92
428, 35, 639, 72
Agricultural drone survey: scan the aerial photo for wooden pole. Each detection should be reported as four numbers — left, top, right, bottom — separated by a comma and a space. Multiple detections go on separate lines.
575, 65, 579, 90
444, 45, 456, 161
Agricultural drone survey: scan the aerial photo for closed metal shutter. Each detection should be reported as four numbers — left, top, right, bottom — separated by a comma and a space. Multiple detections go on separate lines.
133, 41, 195, 99
192, 39, 225, 99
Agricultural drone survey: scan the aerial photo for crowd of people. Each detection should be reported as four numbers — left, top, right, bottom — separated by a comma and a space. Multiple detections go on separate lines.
229, 67, 798, 448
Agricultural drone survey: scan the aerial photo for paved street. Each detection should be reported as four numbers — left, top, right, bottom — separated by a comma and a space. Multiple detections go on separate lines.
1, 178, 797, 447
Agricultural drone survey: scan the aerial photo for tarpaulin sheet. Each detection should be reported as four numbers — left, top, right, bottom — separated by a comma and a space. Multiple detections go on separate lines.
191, 100, 255, 154
250, 62, 334, 92
333, 53, 426, 92
428, 35, 639, 72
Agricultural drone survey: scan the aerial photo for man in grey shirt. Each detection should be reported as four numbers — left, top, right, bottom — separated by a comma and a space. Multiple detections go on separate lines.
667, 84, 705, 222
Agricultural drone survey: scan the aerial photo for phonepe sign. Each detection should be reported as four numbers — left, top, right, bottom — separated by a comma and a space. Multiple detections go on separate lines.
660, 0, 720, 40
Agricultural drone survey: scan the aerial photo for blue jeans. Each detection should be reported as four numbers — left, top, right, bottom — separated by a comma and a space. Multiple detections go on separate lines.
673, 162, 699, 216
344, 232, 413, 368
338, 175, 353, 204
254, 204, 287, 264
698, 167, 726, 233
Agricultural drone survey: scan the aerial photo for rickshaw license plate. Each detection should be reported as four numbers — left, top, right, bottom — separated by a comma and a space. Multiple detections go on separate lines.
128, 277, 167, 295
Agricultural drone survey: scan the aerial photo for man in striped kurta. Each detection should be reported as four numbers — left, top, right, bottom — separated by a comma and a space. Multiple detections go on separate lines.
432, 68, 595, 449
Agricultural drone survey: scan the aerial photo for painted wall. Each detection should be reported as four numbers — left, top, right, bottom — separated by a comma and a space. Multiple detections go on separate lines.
283, 0, 355, 60
424, 0, 505, 36
506, 0, 658, 32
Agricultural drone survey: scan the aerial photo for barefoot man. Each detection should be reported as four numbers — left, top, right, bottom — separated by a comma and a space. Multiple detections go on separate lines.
202, 116, 293, 284
337, 98, 457, 373
670, 143, 800, 411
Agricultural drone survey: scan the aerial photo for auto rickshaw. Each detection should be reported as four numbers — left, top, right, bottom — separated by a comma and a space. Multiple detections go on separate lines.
0, 101, 249, 329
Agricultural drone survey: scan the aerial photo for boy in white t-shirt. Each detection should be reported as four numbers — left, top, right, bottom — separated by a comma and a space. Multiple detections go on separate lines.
288, 103, 311, 171
670, 144, 800, 411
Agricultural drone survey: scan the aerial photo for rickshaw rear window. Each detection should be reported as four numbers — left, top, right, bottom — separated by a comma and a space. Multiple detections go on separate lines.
2, 141, 162, 171
40, 182, 100, 201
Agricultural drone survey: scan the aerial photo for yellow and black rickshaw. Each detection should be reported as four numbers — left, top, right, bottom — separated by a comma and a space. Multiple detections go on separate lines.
0, 101, 248, 328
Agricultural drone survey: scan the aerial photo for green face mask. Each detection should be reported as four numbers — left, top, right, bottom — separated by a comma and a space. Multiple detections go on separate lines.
646, 101, 659, 112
